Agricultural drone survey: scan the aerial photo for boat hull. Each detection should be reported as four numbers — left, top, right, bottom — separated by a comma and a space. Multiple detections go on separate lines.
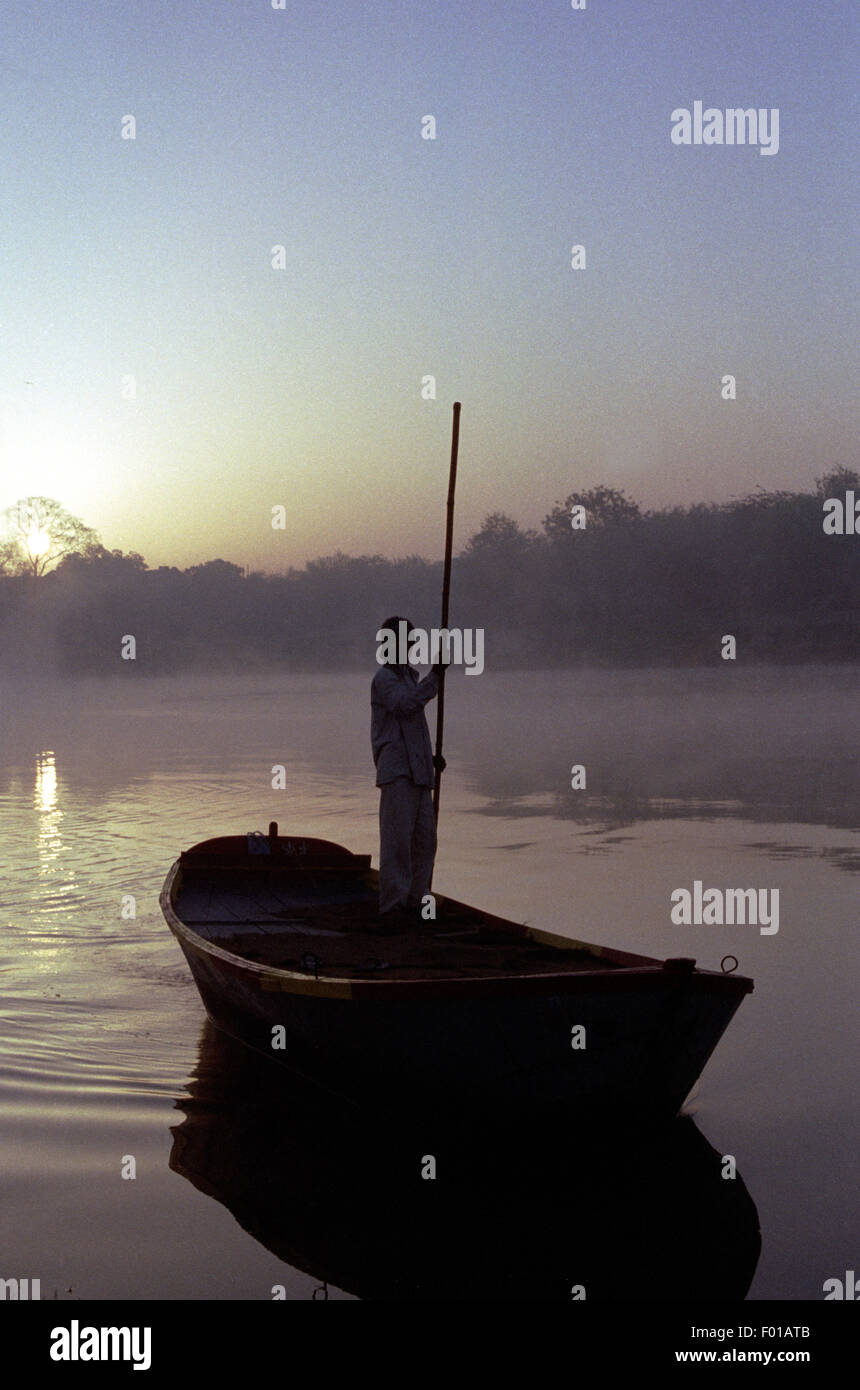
173, 924, 747, 1118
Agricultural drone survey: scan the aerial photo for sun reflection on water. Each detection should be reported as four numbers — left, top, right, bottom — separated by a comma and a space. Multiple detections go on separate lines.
36, 751, 57, 810
35, 750, 63, 871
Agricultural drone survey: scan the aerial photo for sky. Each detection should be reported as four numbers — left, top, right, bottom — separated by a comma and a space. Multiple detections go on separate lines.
0, 0, 855, 571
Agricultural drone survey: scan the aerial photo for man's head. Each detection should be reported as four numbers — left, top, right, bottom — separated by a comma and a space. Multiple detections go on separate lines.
378, 616, 414, 668
380, 615, 414, 639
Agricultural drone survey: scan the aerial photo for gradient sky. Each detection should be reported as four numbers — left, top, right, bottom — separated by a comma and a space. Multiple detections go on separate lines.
0, 0, 855, 570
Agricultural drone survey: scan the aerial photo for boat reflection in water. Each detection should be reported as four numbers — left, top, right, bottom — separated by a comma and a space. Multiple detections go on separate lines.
169, 1022, 761, 1301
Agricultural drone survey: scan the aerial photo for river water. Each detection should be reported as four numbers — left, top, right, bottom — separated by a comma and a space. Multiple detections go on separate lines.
0, 667, 857, 1300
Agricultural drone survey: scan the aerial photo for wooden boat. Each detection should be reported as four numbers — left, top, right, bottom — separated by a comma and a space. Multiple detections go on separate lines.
160, 823, 753, 1116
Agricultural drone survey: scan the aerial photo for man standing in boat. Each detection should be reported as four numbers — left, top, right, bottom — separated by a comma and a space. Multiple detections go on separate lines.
371, 617, 446, 926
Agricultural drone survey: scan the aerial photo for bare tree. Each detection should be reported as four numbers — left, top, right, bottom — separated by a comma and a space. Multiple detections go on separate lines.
1, 496, 100, 578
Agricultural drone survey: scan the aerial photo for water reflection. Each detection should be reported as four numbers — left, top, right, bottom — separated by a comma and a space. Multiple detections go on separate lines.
170, 1023, 761, 1300
35, 750, 57, 813
35, 749, 64, 873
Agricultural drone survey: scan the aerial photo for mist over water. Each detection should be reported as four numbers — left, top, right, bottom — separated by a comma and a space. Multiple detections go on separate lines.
0, 667, 857, 1298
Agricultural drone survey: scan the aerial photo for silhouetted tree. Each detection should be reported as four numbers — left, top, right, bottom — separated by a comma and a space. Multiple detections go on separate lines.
543, 485, 641, 540
816, 466, 860, 499
461, 513, 538, 557
1, 497, 100, 578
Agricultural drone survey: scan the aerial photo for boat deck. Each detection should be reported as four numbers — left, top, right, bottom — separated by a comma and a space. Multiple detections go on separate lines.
175, 884, 624, 981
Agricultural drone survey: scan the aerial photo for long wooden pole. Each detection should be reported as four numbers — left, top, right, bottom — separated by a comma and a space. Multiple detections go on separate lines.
433, 401, 461, 825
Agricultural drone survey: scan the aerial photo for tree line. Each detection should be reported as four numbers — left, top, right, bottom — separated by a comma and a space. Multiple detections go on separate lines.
0, 471, 857, 675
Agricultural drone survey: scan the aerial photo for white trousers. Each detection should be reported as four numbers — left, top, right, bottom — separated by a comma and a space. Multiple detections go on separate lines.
378, 777, 437, 913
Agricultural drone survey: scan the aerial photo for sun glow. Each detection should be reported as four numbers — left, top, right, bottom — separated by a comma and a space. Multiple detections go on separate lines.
26, 528, 52, 557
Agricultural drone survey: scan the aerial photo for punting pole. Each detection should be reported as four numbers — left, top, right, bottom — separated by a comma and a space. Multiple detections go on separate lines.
432, 401, 461, 827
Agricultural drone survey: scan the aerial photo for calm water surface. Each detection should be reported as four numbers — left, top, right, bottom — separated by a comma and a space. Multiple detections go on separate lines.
0, 668, 857, 1299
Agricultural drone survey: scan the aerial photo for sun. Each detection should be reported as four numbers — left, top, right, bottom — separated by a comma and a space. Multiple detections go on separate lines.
26, 528, 52, 557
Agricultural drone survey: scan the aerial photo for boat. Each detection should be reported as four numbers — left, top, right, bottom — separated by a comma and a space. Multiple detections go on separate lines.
160, 822, 753, 1116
